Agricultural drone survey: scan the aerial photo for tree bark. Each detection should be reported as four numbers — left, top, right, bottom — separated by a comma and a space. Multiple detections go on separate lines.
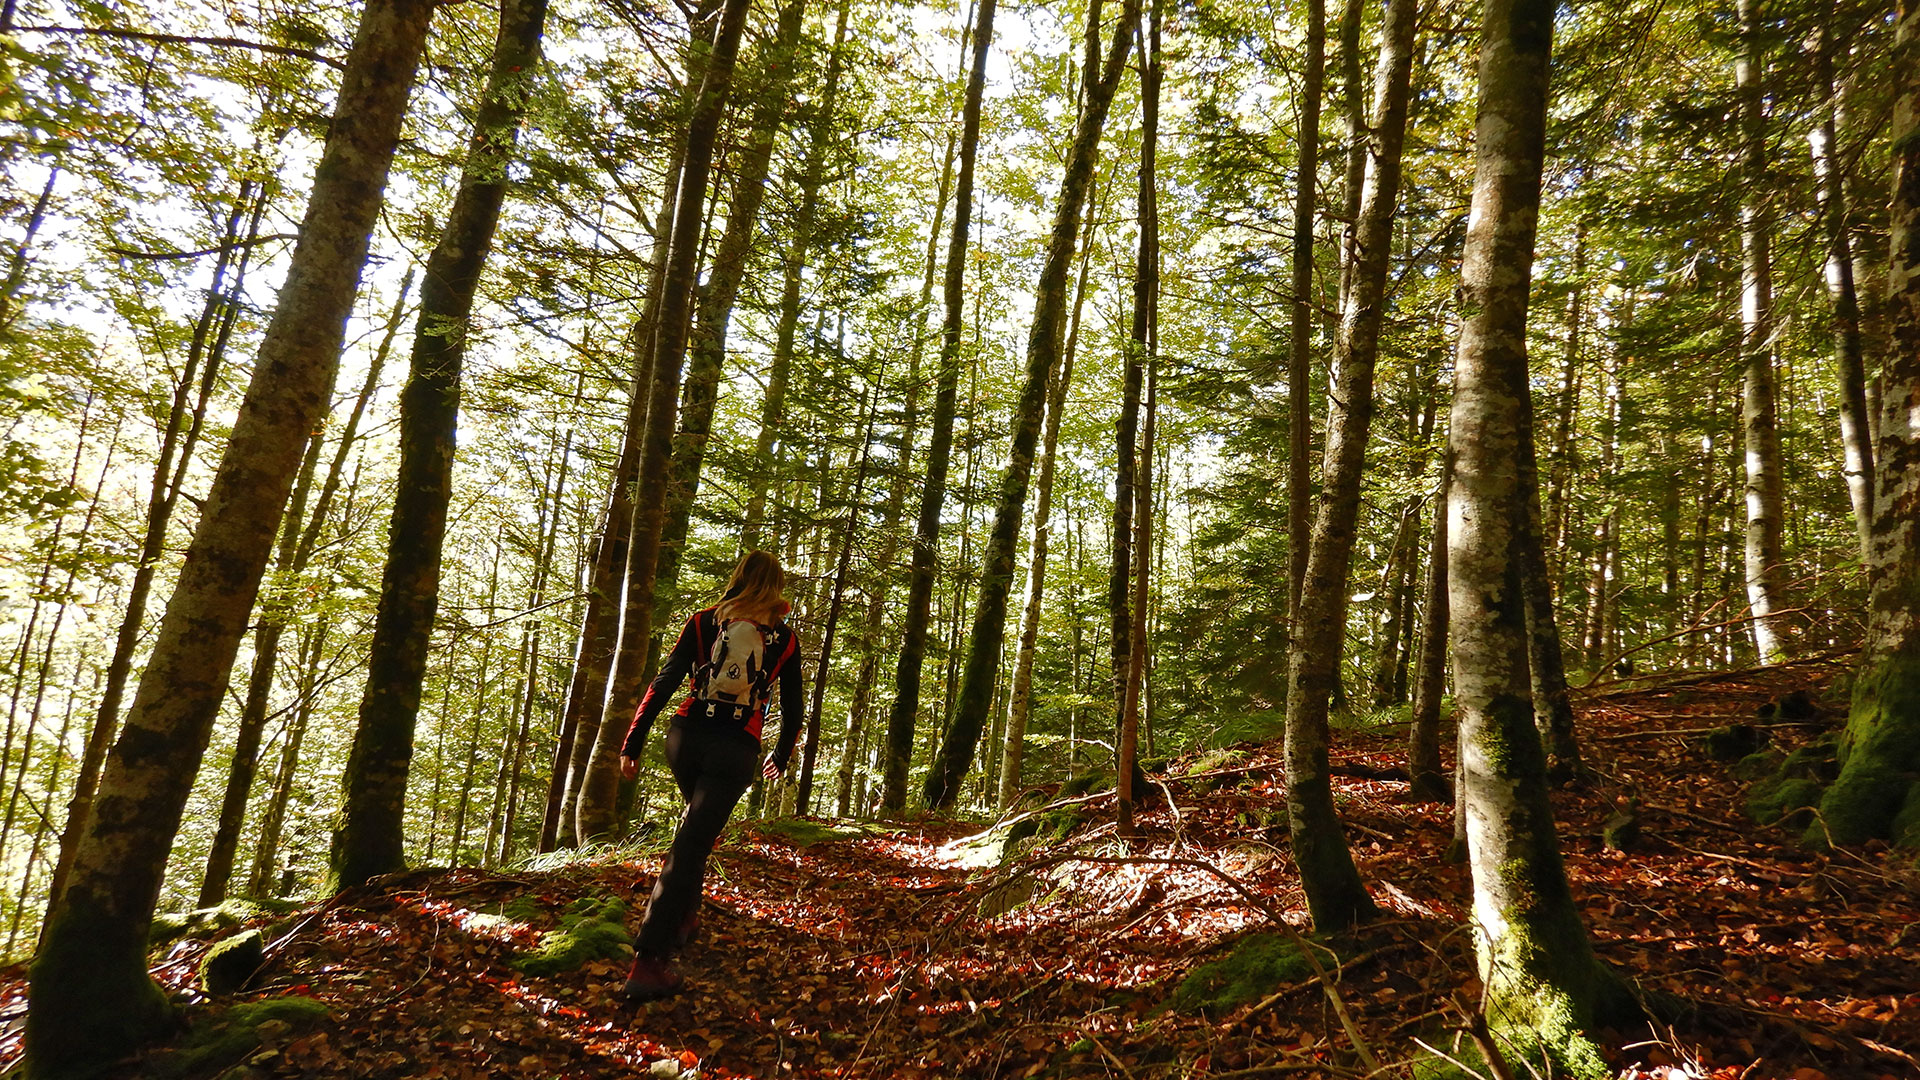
1119, 0, 1160, 835
1000, 173, 1099, 810
1282, 0, 1417, 933
1407, 455, 1451, 802
1809, 16, 1875, 566
882, 0, 997, 812
332, 0, 550, 888
1816, 0, 1919, 849
1447, 0, 1635, 1063
925, 0, 1138, 810
1738, 0, 1790, 664
575, 0, 755, 842
1288, 0, 1327, 678
26, 1, 435, 1072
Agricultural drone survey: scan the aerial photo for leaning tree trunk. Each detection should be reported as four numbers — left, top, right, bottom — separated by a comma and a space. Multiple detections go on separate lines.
25, 2, 435, 1073
574, 0, 755, 843
1816, 0, 1919, 849
1737, 0, 1790, 664
881, 0, 997, 812
925, 0, 1138, 810
1000, 173, 1099, 810
331, 0, 549, 889
1282, 0, 1418, 933
1810, 13, 1875, 565
1447, 0, 1637, 1066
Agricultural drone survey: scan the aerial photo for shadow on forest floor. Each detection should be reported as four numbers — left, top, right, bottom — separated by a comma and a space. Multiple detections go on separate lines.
1, 655, 1914, 1079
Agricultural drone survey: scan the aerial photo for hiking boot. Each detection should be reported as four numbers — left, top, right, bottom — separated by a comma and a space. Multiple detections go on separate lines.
618, 954, 685, 1003
674, 909, 701, 950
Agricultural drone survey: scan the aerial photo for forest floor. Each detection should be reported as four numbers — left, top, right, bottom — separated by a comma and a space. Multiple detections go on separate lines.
2, 657, 1916, 1080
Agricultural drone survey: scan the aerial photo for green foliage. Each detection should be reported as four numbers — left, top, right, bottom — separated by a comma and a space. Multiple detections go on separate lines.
512, 896, 631, 978
752, 818, 883, 848
1166, 933, 1326, 1015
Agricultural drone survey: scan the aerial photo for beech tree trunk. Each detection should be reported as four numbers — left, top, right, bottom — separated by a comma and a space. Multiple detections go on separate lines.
332, 0, 550, 888
882, 0, 997, 812
1738, 0, 1790, 664
1287, 0, 1326, 673
1446, 0, 1635, 1064
1282, 0, 1417, 933
1817, 0, 1919, 849
925, 0, 1138, 810
26, 2, 435, 1072
1810, 16, 1875, 565
575, 0, 755, 842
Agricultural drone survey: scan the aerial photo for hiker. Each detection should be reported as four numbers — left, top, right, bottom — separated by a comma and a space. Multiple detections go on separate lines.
615, 549, 804, 1001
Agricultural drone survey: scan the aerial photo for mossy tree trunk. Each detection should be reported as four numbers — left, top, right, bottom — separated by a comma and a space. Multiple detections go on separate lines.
1817, 0, 1920, 850
332, 0, 550, 889
882, 0, 997, 812
25, 1, 435, 1073
1407, 455, 1452, 802
1286, 0, 1326, 690
1282, 0, 1417, 933
925, 0, 1138, 811
1446, 0, 1635, 1067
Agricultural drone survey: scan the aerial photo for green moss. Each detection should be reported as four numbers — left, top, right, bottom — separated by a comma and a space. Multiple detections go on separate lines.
1166, 933, 1327, 1015
1747, 777, 1825, 827
142, 997, 329, 1080
512, 896, 632, 977
1890, 784, 1920, 849
1731, 749, 1784, 780
200, 930, 265, 995
1704, 724, 1765, 761
26, 895, 176, 1080
149, 899, 275, 948
1817, 653, 1920, 846
1059, 772, 1110, 798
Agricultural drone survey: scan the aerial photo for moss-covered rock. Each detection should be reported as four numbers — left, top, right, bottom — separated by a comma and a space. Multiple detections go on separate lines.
1059, 771, 1110, 799
150, 900, 277, 948
1165, 933, 1326, 1015
142, 996, 329, 1080
513, 896, 632, 977
200, 930, 265, 995
1732, 749, 1784, 780
754, 818, 880, 848
1747, 777, 1825, 827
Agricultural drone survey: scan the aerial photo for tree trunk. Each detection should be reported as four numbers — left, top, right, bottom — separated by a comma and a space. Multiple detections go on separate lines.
1282, 0, 1417, 933
1288, 0, 1327, 677
331, 0, 549, 889
1407, 455, 1451, 802
1543, 224, 1584, 581
882, 0, 997, 812
1816, 0, 1919, 849
574, 0, 755, 843
799, 381, 878, 814
26, 2, 435, 1071
742, 0, 853, 550
1810, 16, 1875, 566
46, 169, 267, 911
653, 0, 811, 619
1119, 0, 1160, 836
1738, 0, 1790, 664
999, 174, 1100, 810
1447, 0, 1635, 1063
925, 0, 1138, 810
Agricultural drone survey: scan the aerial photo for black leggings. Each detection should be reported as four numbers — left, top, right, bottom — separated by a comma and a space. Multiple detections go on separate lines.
635, 722, 759, 957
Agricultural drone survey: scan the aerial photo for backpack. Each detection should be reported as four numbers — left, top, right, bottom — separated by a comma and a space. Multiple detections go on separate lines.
691, 615, 775, 726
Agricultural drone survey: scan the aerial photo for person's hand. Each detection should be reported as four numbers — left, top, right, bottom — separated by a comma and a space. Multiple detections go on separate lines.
761, 754, 784, 780
620, 755, 638, 780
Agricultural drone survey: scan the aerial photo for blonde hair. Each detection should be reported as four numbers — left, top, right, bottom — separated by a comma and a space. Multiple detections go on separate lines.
715, 550, 787, 624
